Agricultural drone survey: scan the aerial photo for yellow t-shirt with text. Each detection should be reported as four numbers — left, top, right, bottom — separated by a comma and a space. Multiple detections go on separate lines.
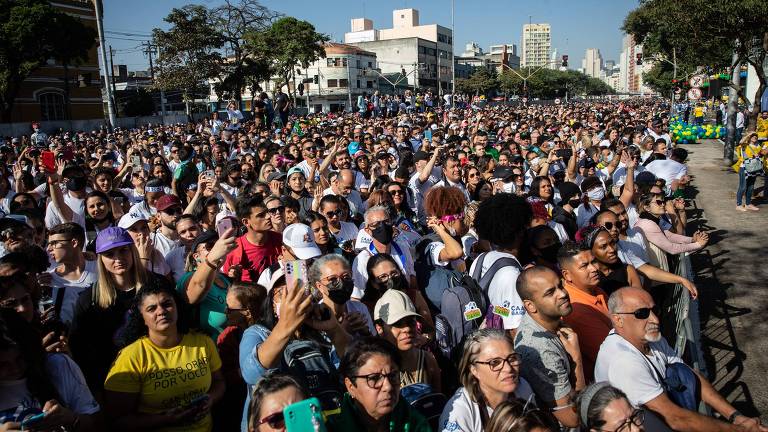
104, 332, 222, 432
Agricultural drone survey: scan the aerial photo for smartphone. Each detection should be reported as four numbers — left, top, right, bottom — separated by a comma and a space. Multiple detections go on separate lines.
131, 155, 142, 171
202, 170, 215, 182
555, 148, 573, 161
41, 150, 56, 172
216, 217, 234, 237
285, 260, 309, 294
284, 397, 327, 432
424, 129, 432, 141
21, 412, 46, 428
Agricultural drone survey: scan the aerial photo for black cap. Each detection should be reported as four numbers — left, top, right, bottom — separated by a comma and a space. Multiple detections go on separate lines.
413, 151, 430, 162
266, 171, 286, 182
492, 166, 514, 180
190, 230, 219, 253
375, 151, 390, 160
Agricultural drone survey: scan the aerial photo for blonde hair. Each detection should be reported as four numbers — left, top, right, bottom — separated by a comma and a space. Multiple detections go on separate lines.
458, 329, 515, 403
94, 244, 148, 309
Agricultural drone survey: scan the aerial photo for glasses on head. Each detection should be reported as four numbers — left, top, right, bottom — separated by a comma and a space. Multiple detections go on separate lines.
599, 408, 645, 432
473, 354, 521, 372
267, 205, 285, 214
258, 411, 285, 429
351, 370, 400, 389
615, 305, 660, 320
375, 271, 401, 283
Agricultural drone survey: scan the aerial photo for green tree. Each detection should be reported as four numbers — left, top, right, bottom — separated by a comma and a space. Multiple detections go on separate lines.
456, 68, 499, 96
246, 17, 329, 103
623, 0, 768, 162
210, 0, 277, 102
153, 5, 224, 116
0, 0, 95, 122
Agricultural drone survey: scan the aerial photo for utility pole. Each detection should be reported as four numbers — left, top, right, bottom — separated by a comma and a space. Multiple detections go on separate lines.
144, 41, 158, 116
437, 53, 442, 96
108, 45, 118, 112
724, 50, 741, 165
347, 55, 353, 112
450, 0, 455, 96
93, 0, 116, 129
154, 45, 167, 116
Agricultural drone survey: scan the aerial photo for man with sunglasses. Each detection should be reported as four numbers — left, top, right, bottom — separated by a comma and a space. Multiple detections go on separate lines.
515, 266, 585, 428
596, 287, 766, 432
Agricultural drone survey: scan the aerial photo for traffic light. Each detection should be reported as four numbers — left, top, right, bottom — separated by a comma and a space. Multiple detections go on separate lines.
298, 83, 304, 96
313, 75, 319, 84
636, 53, 643, 65
562, 55, 568, 68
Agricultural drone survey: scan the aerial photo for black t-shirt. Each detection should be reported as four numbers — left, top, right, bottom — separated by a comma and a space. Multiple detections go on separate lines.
275, 93, 289, 111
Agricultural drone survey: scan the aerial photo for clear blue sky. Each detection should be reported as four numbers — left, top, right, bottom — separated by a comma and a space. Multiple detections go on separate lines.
104, 0, 639, 72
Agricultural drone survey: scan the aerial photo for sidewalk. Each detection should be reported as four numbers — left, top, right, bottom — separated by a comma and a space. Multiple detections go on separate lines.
681, 139, 768, 418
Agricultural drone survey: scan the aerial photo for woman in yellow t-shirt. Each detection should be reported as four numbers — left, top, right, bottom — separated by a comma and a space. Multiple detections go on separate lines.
104, 282, 225, 432
732, 132, 767, 212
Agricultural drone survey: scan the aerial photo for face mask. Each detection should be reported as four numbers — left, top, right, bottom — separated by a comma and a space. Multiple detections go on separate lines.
529, 157, 541, 168
502, 182, 515, 194
66, 176, 87, 192
538, 242, 562, 263
371, 224, 393, 245
384, 276, 403, 291
603, 151, 615, 163
586, 187, 605, 201
196, 162, 206, 172
568, 198, 582, 208
326, 278, 354, 305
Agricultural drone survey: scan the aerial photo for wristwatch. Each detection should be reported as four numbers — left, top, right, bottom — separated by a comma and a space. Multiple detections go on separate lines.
728, 410, 743, 423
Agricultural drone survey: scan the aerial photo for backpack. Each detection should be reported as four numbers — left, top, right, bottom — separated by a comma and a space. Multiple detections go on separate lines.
471, 252, 522, 330
413, 233, 464, 312
281, 339, 343, 412
400, 383, 447, 431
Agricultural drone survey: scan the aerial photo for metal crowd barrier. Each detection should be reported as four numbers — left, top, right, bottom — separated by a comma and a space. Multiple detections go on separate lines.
671, 252, 710, 414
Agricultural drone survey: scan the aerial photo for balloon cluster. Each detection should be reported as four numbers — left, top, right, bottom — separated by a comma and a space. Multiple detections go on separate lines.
669, 116, 726, 144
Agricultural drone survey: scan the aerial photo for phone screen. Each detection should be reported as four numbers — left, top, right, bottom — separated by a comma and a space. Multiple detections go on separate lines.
424, 129, 432, 141
216, 217, 234, 237
41, 151, 56, 172
131, 155, 142, 171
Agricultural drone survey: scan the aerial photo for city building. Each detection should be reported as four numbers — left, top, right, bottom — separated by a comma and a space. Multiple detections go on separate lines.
8, 0, 103, 123
345, 8, 453, 94
208, 43, 379, 113
455, 41, 520, 78
582, 48, 603, 78
521, 23, 551, 68
618, 35, 654, 95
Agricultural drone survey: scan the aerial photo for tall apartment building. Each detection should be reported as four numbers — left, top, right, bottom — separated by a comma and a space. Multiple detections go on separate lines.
521, 23, 551, 68
344, 8, 453, 93
618, 35, 653, 94
582, 48, 603, 78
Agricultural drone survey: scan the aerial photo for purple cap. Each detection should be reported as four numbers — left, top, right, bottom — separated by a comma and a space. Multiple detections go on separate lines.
95, 227, 134, 254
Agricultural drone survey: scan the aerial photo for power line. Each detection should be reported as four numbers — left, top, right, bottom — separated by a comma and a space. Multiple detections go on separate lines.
105, 30, 152, 38
106, 36, 152, 42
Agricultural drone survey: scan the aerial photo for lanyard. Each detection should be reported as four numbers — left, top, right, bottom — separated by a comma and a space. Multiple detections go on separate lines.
368, 240, 405, 269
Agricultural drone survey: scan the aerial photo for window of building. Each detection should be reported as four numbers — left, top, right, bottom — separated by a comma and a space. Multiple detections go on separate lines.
339, 79, 348, 87
39, 92, 65, 121
342, 58, 348, 67
327, 58, 336, 67
366, 80, 374, 88
368, 61, 373, 68
356, 79, 361, 88
327, 79, 338, 87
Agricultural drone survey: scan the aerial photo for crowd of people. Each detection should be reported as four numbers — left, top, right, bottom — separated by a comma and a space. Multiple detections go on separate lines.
0, 95, 766, 432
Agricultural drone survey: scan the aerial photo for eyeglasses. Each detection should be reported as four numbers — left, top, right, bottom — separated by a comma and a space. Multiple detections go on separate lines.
615, 305, 660, 320
267, 205, 285, 214
351, 370, 400, 389
162, 207, 182, 215
652, 199, 664, 206
598, 408, 645, 432
602, 221, 617, 231
0, 294, 32, 310
322, 273, 352, 286
47, 238, 73, 248
258, 411, 285, 429
325, 209, 343, 218
367, 219, 390, 230
1, 228, 30, 241
388, 189, 405, 196
375, 271, 401, 283
473, 354, 521, 372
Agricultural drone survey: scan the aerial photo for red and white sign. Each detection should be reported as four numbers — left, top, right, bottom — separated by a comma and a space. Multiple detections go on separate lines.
687, 88, 702, 100
690, 74, 706, 88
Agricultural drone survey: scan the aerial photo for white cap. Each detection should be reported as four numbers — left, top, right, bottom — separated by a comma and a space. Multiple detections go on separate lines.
282, 223, 321, 260
374, 289, 421, 325
599, 139, 612, 148
117, 212, 147, 229
430, 124, 438, 130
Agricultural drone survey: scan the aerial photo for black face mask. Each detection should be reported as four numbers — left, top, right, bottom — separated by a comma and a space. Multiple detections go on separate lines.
568, 198, 581, 209
66, 176, 87, 192
370, 224, 393, 245
538, 242, 562, 263
384, 276, 404, 291
326, 278, 354, 305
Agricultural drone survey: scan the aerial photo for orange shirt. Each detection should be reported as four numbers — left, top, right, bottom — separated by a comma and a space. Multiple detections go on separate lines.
562, 280, 613, 382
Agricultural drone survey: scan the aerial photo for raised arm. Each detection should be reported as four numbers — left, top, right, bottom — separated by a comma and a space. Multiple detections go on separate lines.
48, 161, 74, 223
183, 229, 236, 304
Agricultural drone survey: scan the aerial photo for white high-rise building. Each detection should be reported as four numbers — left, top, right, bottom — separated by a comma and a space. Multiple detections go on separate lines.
521, 23, 551, 68
582, 48, 603, 78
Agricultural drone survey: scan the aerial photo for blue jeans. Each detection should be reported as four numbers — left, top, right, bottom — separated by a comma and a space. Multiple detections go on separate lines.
736, 167, 756, 205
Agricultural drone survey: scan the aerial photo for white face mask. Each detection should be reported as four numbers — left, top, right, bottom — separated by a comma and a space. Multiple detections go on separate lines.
587, 187, 606, 201
502, 181, 515, 194
529, 157, 541, 168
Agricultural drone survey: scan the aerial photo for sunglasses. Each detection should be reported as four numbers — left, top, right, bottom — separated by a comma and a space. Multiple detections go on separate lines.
267, 205, 285, 214
602, 221, 617, 231
162, 207, 182, 215
615, 305, 661, 320
258, 411, 285, 429
325, 209, 343, 218
388, 189, 404, 196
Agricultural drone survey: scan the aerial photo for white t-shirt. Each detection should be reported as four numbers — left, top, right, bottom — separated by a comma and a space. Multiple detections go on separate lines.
322, 187, 366, 217
408, 168, 441, 224
330, 221, 359, 244
152, 230, 179, 257
547, 221, 569, 243
595, 330, 684, 407
645, 159, 687, 189
617, 227, 650, 269
438, 380, 534, 432
575, 202, 601, 229
45, 192, 86, 229
352, 240, 415, 299
47, 260, 98, 324
468, 251, 525, 329
297, 159, 322, 183
612, 164, 646, 188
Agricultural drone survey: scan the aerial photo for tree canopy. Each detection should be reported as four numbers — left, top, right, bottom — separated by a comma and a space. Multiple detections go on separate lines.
456, 67, 613, 99
0, 0, 96, 122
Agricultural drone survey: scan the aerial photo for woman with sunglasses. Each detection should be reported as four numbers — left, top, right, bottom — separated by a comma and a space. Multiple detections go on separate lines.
634, 194, 708, 265
247, 373, 307, 432
264, 196, 286, 233
440, 329, 534, 432
464, 166, 482, 196
328, 336, 431, 432
385, 182, 419, 233
577, 224, 642, 295
575, 382, 648, 432
104, 281, 225, 432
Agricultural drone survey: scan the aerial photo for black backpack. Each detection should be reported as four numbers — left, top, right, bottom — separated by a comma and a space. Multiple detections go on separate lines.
281, 338, 343, 412
413, 233, 465, 312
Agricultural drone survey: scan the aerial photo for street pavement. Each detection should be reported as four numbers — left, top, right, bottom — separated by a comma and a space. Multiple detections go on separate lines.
681, 139, 768, 419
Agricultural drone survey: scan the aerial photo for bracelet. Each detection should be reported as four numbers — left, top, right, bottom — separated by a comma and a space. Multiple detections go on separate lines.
728, 410, 743, 423
205, 258, 220, 270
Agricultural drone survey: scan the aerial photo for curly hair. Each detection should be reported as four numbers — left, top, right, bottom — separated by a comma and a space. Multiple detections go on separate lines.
424, 186, 467, 218
474, 193, 532, 249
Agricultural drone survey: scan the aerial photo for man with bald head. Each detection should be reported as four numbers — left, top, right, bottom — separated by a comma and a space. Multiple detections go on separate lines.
323, 168, 366, 218
514, 266, 585, 428
596, 287, 765, 432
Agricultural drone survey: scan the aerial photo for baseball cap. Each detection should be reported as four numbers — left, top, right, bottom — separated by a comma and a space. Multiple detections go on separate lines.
492, 166, 514, 180
95, 227, 134, 254
374, 289, 422, 325
117, 212, 147, 230
155, 195, 182, 212
287, 166, 305, 179
347, 141, 360, 155
413, 151, 430, 162
282, 223, 321, 260
266, 171, 287, 183
190, 230, 219, 254
375, 151, 390, 160
635, 171, 657, 186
